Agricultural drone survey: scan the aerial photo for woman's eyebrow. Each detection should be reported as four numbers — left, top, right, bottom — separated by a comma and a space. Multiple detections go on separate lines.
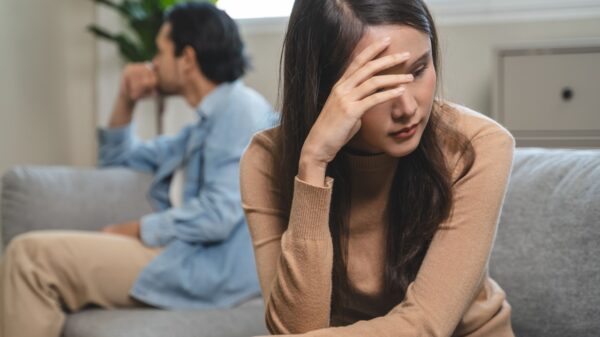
407, 50, 432, 68
379, 49, 432, 75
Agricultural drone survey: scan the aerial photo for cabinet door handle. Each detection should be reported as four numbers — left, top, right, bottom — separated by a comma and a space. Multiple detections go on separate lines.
562, 87, 574, 101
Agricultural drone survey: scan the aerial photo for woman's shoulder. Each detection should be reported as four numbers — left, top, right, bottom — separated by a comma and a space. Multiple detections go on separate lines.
246, 126, 281, 154
438, 102, 515, 180
241, 126, 282, 174
440, 101, 513, 143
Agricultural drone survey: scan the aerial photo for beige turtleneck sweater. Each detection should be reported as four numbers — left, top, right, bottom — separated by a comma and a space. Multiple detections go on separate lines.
240, 104, 515, 337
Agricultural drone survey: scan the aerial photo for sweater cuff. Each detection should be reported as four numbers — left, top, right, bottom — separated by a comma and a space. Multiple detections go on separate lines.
140, 212, 177, 247
97, 123, 133, 145
287, 176, 334, 240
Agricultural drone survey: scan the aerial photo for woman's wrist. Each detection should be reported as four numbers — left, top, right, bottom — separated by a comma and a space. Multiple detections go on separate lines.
298, 152, 329, 188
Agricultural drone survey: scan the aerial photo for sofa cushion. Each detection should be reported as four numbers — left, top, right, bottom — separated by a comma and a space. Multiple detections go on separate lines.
490, 148, 600, 337
1, 166, 153, 247
63, 298, 268, 337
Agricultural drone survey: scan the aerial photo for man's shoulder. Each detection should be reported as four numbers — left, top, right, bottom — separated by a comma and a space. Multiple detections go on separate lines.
228, 81, 272, 111
215, 82, 276, 126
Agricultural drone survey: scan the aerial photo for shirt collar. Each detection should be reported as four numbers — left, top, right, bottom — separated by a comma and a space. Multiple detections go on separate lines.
195, 80, 242, 120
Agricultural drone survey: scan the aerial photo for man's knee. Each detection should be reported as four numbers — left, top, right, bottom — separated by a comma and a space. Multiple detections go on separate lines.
4, 231, 62, 265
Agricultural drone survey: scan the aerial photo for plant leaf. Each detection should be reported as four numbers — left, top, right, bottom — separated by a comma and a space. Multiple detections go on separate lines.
90, 0, 129, 16
120, 0, 149, 21
114, 33, 147, 62
87, 25, 117, 40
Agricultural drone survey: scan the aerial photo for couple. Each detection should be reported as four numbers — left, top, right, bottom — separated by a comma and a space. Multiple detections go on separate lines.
1, 1, 515, 337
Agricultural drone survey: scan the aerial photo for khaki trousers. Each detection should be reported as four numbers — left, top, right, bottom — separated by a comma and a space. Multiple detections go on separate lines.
0, 231, 161, 337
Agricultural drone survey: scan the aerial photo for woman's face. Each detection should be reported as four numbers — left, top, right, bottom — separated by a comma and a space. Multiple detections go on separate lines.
347, 25, 437, 157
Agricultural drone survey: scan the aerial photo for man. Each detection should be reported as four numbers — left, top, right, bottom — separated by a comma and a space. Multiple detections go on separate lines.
0, 3, 274, 337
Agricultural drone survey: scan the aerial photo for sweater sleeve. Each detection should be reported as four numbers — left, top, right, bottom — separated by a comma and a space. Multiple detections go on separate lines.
262, 129, 515, 337
240, 133, 335, 334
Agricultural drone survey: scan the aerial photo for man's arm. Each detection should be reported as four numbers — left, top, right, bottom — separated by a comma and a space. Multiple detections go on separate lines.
136, 101, 266, 247
102, 220, 141, 239
108, 63, 157, 128
137, 138, 245, 247
98, 63, 174, 172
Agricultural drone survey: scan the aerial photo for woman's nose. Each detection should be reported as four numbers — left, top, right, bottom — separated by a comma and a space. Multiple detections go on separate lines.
391, 90, 417, 121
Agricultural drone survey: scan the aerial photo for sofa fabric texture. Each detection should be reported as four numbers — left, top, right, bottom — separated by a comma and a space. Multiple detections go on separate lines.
63, 298, 266, 337
490, 148, 600, 337
1, 166, 153, 245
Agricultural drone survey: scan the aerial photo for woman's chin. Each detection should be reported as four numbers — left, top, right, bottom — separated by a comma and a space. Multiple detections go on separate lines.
383, 137, 421, 158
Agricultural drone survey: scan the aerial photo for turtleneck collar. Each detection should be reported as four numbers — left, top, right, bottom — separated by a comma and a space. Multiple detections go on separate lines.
341, 148, 399, 173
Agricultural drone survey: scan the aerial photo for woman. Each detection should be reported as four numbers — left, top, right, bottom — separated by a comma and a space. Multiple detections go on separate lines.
240, 0, 515, 336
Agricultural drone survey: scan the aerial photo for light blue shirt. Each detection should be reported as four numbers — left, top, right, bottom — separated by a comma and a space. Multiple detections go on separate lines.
98, 81, 275, 309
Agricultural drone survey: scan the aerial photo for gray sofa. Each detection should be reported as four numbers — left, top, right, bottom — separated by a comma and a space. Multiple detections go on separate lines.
1, 147, 599, 337
0, 167, 268, 337
489, 148, 600, 337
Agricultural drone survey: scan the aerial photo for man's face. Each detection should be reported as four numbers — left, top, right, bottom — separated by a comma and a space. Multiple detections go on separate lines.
152, 23, 184, 95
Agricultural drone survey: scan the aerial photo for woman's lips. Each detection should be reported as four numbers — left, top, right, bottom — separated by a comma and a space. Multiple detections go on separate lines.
389, 123, 419, 140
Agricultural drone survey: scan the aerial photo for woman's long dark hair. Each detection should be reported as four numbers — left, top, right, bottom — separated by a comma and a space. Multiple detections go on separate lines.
278, 0, 475, 315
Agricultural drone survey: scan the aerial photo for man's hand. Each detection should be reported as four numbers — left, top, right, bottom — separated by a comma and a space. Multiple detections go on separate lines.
120, 62, 159, 104
108, 63, 158, 128
101, 220, 141, 240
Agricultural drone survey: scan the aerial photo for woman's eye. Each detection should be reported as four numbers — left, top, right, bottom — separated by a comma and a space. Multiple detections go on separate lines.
412, 66, 427, 78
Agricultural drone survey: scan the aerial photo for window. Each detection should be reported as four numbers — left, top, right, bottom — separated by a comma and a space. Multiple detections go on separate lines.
218, 0, 294, 19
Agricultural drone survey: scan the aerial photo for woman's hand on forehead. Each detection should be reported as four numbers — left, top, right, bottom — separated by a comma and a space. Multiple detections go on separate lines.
298, 37, 414, 186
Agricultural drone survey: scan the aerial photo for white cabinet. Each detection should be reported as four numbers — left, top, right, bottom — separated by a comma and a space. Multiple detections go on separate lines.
493, 42, 600, 147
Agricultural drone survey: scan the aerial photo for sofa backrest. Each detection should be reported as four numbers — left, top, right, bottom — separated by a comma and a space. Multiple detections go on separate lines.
1, 166, 154, 249
490, 148, 600, 337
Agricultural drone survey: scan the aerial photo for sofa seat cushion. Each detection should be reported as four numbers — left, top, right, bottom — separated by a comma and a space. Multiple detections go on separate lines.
63, 298, 267, 337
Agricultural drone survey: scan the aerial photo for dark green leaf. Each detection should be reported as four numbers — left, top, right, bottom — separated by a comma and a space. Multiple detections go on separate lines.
114, 33, 148, 62
87, 25, 117, 40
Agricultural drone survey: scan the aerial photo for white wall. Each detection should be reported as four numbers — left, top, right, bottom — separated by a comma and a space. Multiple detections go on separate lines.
0, 0, 95, 249
438, 18, 600, 116
241, 28, 286, 110
0, 0, 96, 248
0, 0, 96, 174
236, 15, 600, 117
95, 6, 600, 149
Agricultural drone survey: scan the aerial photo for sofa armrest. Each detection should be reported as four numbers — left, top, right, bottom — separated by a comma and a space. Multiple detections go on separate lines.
1, 166, 153, 247
491, 147, 600, 337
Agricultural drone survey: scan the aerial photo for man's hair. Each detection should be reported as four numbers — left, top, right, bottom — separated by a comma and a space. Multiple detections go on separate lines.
166, 3, 248, 83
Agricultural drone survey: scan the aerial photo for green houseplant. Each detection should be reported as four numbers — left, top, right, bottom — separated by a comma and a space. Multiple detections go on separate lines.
88, 0, 219, 133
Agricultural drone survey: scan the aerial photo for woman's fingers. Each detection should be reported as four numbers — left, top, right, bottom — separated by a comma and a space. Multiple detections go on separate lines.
340, 37, 392, 82
302, 39, 413, 165
350, 74, 413, 101
357, 86, 406, 112
342, 51, 411, 90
